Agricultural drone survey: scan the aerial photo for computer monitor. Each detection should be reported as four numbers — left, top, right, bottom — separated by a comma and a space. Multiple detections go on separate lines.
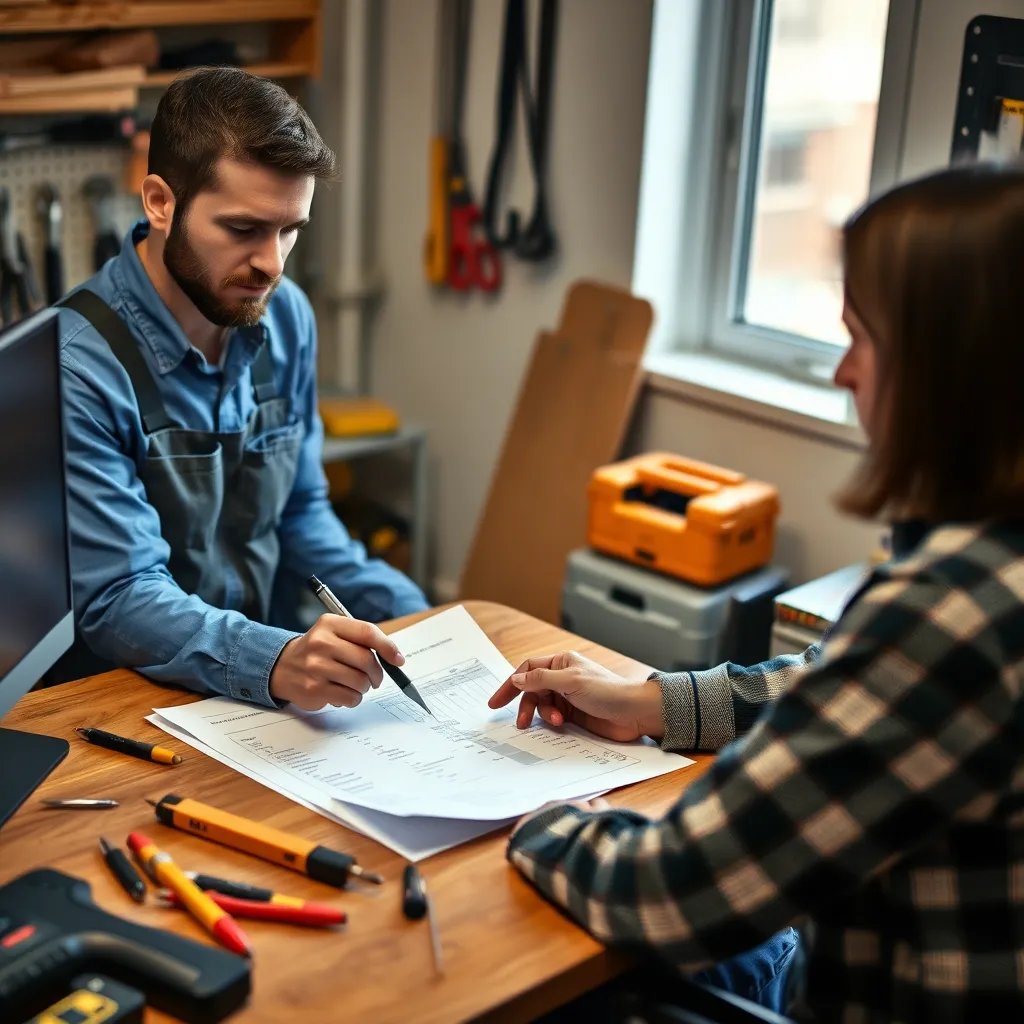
0, 308, 74, 829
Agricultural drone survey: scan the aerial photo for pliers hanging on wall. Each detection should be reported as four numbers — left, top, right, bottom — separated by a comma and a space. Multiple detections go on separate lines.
0, 187, 42, 327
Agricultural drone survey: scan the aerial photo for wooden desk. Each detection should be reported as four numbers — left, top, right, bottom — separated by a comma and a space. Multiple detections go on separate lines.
0, 601, 711, 1024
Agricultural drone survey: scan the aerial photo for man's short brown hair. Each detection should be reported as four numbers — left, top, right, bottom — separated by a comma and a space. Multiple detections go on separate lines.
148, 67, 336, 213
837, 163, 1024, 523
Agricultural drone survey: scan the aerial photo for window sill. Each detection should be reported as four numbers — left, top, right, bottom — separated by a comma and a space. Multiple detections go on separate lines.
643, 350, 866, 450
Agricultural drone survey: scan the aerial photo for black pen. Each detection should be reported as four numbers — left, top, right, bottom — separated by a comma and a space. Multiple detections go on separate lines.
307, 575, 433, 715
99, 837, 146, 903
76, 727, 183, 765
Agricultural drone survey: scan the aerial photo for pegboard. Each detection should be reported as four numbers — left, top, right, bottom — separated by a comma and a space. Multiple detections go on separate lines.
0, 145, 143, 299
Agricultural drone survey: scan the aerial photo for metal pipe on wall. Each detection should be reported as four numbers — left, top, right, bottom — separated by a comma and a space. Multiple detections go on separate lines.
334, 0, 383, 395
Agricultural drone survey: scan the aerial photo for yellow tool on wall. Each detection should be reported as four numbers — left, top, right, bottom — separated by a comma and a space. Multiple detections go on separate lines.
424, 0, 456, 284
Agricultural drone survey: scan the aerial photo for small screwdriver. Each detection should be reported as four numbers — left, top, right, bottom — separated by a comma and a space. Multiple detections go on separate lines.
99, 837, 146, 903
403, 864, 444, 974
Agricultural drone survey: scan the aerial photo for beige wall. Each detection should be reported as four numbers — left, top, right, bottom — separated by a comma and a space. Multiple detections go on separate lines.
363, 0, 996, 597
369, 0, 652, 595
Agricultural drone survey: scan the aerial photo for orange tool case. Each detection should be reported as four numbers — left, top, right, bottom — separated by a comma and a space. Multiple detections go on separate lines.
587, 453, 779, 586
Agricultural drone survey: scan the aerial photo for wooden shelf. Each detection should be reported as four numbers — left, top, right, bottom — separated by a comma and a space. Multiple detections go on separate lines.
0, 1, 319, 34
0, 61, 311, 113
0, 83, 136, 114
143, 60, 311, 88
0, 63, 144, 97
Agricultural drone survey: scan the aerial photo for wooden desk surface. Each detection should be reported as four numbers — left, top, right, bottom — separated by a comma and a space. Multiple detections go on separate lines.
0, 601, 711, 1024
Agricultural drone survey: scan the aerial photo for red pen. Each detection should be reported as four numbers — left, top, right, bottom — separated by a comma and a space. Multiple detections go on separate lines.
156, 888, 347, 929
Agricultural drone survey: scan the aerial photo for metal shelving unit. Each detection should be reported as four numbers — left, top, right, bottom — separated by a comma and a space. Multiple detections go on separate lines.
321, 427, 430, 592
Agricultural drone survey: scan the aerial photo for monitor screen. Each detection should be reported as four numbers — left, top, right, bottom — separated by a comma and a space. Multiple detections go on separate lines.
0, 309, 72, 721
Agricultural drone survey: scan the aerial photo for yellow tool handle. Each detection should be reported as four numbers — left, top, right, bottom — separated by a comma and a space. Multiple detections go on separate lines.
162, 796, 317, 871
424, 135, 449, 285
154, 855, 228, 931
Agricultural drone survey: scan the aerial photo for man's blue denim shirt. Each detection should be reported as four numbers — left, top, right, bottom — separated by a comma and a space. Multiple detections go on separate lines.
59, 221, 427, 706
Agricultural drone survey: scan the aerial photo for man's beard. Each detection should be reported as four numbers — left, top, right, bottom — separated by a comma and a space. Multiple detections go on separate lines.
163, 216, 280, 328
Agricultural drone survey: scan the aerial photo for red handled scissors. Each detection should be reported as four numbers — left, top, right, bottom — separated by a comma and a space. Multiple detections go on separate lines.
439, 0, 502, 293
447, 143, 502, 292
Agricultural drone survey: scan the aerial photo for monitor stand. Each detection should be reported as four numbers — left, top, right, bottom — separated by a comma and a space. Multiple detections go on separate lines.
0, 729, 69, 829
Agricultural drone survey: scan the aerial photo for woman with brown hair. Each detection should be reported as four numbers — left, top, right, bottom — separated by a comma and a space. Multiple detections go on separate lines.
490, 163, 1024, 1021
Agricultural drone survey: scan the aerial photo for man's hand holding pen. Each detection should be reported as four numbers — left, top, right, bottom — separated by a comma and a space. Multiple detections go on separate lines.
270, 615, 407, 711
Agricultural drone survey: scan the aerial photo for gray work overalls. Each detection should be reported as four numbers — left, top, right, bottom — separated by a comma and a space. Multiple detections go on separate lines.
51, 289, 303, 683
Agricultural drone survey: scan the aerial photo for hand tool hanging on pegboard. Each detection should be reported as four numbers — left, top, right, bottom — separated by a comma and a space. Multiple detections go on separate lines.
482, 0, 558, 263
37, 184, 64, 305
84, 175, 122, 272
0, 187, 42, 327
424, 0, 502, 293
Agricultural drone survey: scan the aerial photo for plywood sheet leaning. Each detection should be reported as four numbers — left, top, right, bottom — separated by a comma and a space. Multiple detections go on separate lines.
459, 280, 653, 623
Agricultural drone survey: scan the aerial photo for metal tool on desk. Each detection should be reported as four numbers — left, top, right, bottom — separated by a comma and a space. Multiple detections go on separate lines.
36, 184, 64, 305
308, 575, 433, 714
40, 798, 118, 810
403, 864, 444, 974
0, 188, 41, 327
83, 176, 122, 271
443, 0, 501, 293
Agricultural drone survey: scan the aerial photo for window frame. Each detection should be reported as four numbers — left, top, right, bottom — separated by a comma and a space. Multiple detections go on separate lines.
675, 0, 922, 385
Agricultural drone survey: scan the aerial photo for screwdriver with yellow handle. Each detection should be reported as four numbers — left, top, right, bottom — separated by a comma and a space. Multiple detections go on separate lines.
424, 0, 455, 284
127, 831, 251, 958
424, 136, 449, 285
147, 794, 384, 887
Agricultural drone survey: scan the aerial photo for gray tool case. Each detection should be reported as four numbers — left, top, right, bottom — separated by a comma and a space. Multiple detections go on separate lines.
561, 548, 788, 673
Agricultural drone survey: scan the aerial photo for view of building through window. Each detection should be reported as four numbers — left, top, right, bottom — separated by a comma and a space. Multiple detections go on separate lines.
741, 0, 890, 348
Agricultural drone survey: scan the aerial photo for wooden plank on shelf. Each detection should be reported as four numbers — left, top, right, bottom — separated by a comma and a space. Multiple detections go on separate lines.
0, 63, 145, 98
143, 61, 311, 87
0, 1, 319, 34
0, 84, 137, 114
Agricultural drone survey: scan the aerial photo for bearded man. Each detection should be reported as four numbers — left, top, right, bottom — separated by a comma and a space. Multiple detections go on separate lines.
56, 68, 426, 709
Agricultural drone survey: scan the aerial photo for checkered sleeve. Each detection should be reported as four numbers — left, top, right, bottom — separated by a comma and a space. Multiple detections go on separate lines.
508, 570, 1018, 971
654, 644, 822, 751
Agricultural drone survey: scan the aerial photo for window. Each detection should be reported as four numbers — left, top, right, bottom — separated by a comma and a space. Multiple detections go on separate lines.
775, 0, 821, 41
733, 0, 892, 352
636, 0, 918, 390
763, 131, 808, 188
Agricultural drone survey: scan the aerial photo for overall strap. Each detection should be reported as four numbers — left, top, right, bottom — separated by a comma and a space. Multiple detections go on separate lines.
249, 336, 278, 404
58, 290, 173, 434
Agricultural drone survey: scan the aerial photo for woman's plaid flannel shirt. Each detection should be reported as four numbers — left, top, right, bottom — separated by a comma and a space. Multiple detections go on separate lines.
507, 523, 1024, 1022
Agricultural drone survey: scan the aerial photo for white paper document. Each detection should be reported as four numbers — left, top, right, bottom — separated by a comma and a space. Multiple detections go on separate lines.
152, 606, 693, 854
145, 713, 510, 861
